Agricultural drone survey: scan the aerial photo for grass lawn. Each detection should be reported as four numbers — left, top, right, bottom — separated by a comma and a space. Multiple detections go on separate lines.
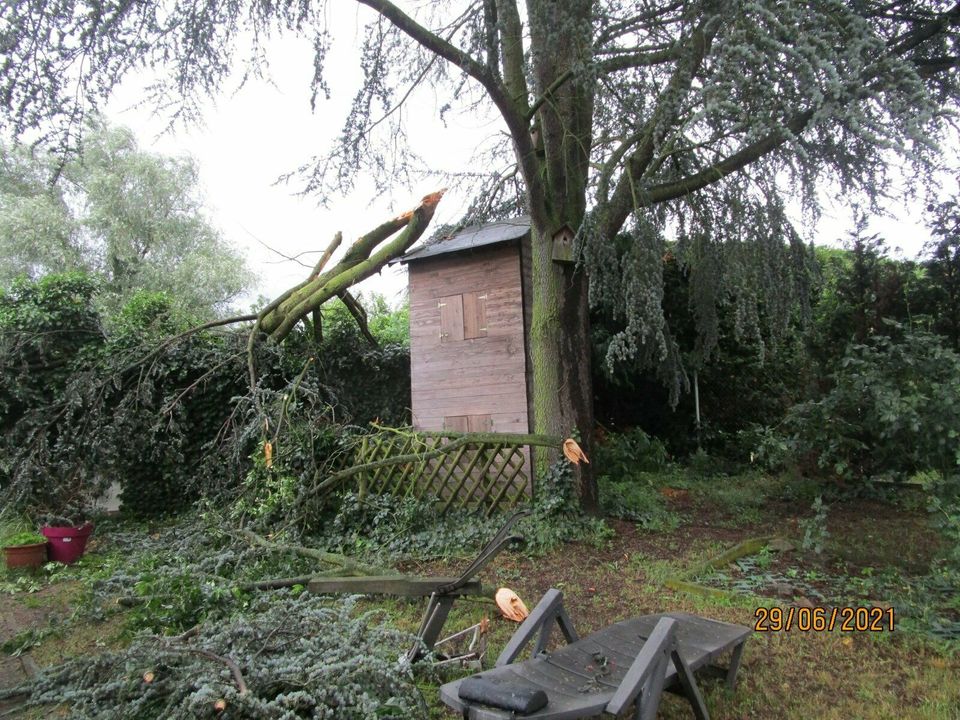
1, 469, 958, 719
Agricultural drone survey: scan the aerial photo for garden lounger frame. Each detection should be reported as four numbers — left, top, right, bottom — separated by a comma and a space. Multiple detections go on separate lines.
439, 588, 750, 719
406, 508, 530, 661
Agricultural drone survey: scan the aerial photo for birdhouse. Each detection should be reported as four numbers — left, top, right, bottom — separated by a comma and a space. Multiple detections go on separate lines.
551, 224, 576, 264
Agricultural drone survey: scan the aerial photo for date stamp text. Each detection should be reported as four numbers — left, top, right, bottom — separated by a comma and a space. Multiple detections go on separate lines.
754, 606, 895, 632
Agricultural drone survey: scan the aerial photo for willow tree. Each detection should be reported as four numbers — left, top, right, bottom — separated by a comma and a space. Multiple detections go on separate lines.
0, 117, 254, 315
3, 1, 958, 508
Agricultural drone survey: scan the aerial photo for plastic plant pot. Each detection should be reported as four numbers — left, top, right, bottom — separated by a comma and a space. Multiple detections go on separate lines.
41, 523, 93, 564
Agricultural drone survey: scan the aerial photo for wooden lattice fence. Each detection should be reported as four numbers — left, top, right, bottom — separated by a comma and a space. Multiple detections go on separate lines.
349, 430, 560, 516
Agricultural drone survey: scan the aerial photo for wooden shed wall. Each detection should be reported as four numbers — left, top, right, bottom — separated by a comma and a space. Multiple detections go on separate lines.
408, 242, 529, 435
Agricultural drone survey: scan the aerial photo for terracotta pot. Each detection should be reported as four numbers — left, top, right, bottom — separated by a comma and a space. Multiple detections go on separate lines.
3, 542, 47, 569
42, 523, 93, 564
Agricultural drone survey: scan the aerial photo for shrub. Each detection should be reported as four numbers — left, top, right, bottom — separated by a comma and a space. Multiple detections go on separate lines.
0, 275, 409, 521
598, 476, 680, 532
781, 329, 960, 483
593, 427, 669, 476
323, 460, 611, 559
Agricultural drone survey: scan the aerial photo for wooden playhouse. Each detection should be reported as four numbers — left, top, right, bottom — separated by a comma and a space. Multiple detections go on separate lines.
352, 216, 560, 510
397, 217, 535, 436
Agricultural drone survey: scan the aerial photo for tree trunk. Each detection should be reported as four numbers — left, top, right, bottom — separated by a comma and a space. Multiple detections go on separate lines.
522, 0, 598, 513
528, 222, 597, 512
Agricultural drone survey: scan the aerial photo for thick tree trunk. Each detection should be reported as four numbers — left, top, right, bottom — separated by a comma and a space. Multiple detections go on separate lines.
522, 0, 598, 512
528, 223, 597, 513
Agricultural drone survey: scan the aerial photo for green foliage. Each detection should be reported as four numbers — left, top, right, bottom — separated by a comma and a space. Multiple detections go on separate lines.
1, 530, 45, 546
781, 329, 960, 483
594, 427, 669, 474
598, 477, 680, 532
799, 496, 830, 555
108, 290, 200, 339
0, 275, 249, 519
514, 461, 613, 551
79, 515, 317, 634
0, 272, 103, 419
808, 223, 927, 371
593, 429, 680, 530
228, 421, 352, 534
313, 296, 411, 425
922, 194, 960, 350
592, 249, 812, 460
325, 461, 611, 560
365, 294, 410, 346
0, 118, 254, 317
0, 271, 412, 522
5, 594, 427, 719
928, 474, 960, 573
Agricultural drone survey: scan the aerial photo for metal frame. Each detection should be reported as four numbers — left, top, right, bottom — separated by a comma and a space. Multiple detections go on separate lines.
407, 509, 530, 662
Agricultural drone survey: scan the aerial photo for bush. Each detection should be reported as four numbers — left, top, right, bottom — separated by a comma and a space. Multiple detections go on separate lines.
598, 476, 679, 531
323, 460, 611, 559
0, 275, 410, 522
594, 427, 669, 476
594, 428, 680, 530
781, 329, 960, 483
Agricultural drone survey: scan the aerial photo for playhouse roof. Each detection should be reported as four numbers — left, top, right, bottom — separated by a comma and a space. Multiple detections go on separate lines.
397, 216, 530, 263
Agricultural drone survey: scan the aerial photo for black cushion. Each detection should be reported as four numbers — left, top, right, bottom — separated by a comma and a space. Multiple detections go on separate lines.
458, 675, 548, 715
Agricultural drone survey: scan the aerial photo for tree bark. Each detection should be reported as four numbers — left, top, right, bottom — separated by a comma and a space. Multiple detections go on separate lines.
527, 223, 597, 512
522, 0, 598, 512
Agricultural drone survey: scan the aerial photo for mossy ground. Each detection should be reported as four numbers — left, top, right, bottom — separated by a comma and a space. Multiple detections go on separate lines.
1, 471, 958, 719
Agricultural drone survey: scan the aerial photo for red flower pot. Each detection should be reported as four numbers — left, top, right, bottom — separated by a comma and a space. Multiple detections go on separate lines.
41, 523, 93, 564
3, 542, 47, 569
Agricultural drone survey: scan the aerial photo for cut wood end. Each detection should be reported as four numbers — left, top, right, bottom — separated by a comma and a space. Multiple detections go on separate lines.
394, 190, 445, 222
142, 671, 155, 683
214, 699, 227, 712
562, 438, 590, 465
495, 587, 530, 622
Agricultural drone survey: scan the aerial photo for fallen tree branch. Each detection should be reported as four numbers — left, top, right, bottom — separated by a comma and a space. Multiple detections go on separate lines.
258, 190, 444, 341
339, 290, 378, 347
158, 644, 249, 696
244, 192, 442, 398
239, 575, 315, 591
233, 529, 391, 577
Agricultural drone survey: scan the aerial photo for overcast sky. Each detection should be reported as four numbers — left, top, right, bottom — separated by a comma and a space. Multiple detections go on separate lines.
103, 17, 951, 314
105, 23, 499, 311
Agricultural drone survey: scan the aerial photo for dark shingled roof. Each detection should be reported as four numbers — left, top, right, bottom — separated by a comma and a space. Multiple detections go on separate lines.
395, 216, 530, 264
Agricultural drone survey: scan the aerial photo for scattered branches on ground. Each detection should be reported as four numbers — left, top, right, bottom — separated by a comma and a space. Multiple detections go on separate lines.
1, 595, 428, 719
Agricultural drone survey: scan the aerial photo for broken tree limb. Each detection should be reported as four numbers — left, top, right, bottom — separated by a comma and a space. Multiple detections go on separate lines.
311, 231, 343, 278
258, 190, 444, 341
233, 529, 392, 577
157, 644, 249, 696
238, 575, 315, 591
339, 290, 378, 346
115, 575, 317, 607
